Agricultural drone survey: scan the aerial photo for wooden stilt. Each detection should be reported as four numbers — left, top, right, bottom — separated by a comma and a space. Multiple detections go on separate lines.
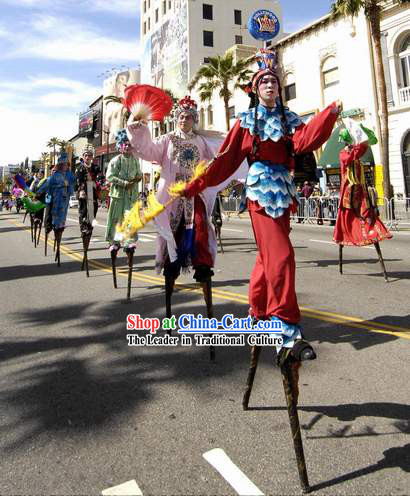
81, 232, 91, 277
242, 345, 262, 410
55, 229, 62, 267
215, 224, 224, 254
374, 241, 389, 282
126, 248, 134, 302
23, 211, 28, 223
33, 220, 38, 247
111, 249, 118, 289
53, 236, 56, 253
44, 230, 49, 256
165, 276, 175, 334
30, 215, 34, 243
281, 359, 310, 493
201, 280, 215, 361
36, 221, 42, 247
339, 244, 343, 274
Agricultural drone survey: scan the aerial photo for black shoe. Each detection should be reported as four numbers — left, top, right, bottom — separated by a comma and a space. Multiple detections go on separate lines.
277, 340, 317, 367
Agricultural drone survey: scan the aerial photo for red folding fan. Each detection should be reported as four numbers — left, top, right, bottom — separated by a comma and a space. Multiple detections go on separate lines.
123, 84, 173, 122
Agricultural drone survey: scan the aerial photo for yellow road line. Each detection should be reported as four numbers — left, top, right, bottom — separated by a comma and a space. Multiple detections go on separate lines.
8, 217, 410, 341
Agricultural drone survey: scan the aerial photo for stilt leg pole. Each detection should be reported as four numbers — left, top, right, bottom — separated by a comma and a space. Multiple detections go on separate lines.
165, 276, 175, 333
111, 249, 118, 289
81, 232, 91, 277
30, 215, 34, 243
37, 221, 42, 247
374, 241, 388, 282
281, 359, 310, 493
339, 244, 343, 275
44, 230, 49, 256
201, 279, 215, 361
126, 248, 134, 302
55, 229, 62, 267
242, 345, 262, 410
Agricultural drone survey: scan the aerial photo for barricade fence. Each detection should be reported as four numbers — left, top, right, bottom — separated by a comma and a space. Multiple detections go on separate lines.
221, 195, 410, 230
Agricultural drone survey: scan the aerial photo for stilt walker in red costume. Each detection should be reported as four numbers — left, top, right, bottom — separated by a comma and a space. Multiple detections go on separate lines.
173, 49, 342, 492
178, 49, 342, 364
333, 124, 392, 281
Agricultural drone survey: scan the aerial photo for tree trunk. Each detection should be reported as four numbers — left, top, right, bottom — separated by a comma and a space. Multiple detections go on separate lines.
368, 3, 391, 205
224, 95, 230, 132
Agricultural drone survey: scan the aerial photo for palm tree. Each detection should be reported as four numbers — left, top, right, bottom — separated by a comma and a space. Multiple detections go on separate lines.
41, 152, 51, 177
331, 0, 410, 203
58, 140, 68, 151
46, 137, 60, 168
188, 52, 254, 131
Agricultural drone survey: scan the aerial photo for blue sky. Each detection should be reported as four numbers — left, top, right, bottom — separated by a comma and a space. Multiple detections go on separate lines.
0, 0, 334, 165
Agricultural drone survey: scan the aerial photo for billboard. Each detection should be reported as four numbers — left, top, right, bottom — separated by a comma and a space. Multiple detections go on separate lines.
142, 0, 188, 98
79, 110, 94, 136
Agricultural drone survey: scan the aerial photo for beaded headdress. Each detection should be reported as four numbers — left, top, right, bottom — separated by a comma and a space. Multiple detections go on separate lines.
174, 95, 199, 123
251, 49, 280, 92
115, 129, 130, 150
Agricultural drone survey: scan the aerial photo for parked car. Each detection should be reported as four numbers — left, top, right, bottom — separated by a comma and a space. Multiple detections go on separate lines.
69, 195, 78, 208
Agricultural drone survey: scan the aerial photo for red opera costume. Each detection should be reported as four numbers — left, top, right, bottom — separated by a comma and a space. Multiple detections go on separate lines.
333, 143, 392, 246
184, 102, 339, 348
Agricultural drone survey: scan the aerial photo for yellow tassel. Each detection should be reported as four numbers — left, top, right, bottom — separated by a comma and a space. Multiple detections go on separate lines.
192, 160, 208, 180
143, 192, 165, 222
117, 200, 145, 237
168, 181, 187, 197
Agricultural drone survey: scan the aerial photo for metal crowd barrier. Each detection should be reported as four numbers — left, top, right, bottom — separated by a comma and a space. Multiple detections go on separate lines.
220, 195, 410, 230
385, 197, 410, 231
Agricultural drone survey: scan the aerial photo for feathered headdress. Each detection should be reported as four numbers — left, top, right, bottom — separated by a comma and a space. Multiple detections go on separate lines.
251, 49, 279, 92
174, 96, 199, 123
57, 151, 69, 165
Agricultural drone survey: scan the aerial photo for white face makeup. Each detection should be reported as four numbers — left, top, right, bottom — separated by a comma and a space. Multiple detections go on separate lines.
257, 75, 279, 108
83, 153, 93, 166
177, 112, 194, 134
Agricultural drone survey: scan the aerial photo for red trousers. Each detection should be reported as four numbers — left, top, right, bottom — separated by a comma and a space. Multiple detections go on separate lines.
193, 196, 213, 267
248, 200, 300, 323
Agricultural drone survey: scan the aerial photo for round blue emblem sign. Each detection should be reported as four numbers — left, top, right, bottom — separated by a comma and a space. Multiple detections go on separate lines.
248, 10, 280, 41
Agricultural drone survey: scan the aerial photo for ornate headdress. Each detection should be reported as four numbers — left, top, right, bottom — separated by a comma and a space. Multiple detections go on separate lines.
251, 49, 279, 92
57, 151, 69, 165
174, 95, 199, 123
82, 144, 95, 156
115, 128, 130, 151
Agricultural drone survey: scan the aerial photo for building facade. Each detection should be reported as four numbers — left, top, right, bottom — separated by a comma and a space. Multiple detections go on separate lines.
139, 0, 283, 97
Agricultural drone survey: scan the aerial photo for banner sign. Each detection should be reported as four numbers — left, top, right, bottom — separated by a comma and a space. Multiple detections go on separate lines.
79, 110, 94, 136
248, 10, 280, 41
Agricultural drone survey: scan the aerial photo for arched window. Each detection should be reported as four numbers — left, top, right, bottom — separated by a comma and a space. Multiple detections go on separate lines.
283, 72, 296, 102
399, 33, 410, 88
321, 56, 339, 106
207, 105, 213, 127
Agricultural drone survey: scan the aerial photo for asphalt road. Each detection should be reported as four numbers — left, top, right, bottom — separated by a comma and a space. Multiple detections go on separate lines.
1, 208, 409, 496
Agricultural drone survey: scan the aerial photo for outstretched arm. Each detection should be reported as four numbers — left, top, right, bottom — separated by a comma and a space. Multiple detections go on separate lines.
126, 122, 167, 163
292, 102, 341, 154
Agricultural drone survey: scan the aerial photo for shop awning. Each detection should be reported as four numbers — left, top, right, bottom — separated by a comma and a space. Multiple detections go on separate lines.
318, 125, 375, 168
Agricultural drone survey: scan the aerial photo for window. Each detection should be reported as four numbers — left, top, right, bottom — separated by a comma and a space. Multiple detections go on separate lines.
155, 8, 159, 22
143, 0, 146, 13
169, 0, 171, 8
204, 57, 210, 64
322, 57, 339, 88
284, 83, 296, 101
207, 105, 213, 126
203, 4, 213, 20
148, 17, 150, 30
234, 10, 242, 25
229, 106, 235, 119
148, 0, 150, 8
163, 1, 166, 14
203, 30, 214, 47
399, 34, 410, 88
199, 109, 205, 128
235, 35, 243, 45
143, 21, 146, 35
